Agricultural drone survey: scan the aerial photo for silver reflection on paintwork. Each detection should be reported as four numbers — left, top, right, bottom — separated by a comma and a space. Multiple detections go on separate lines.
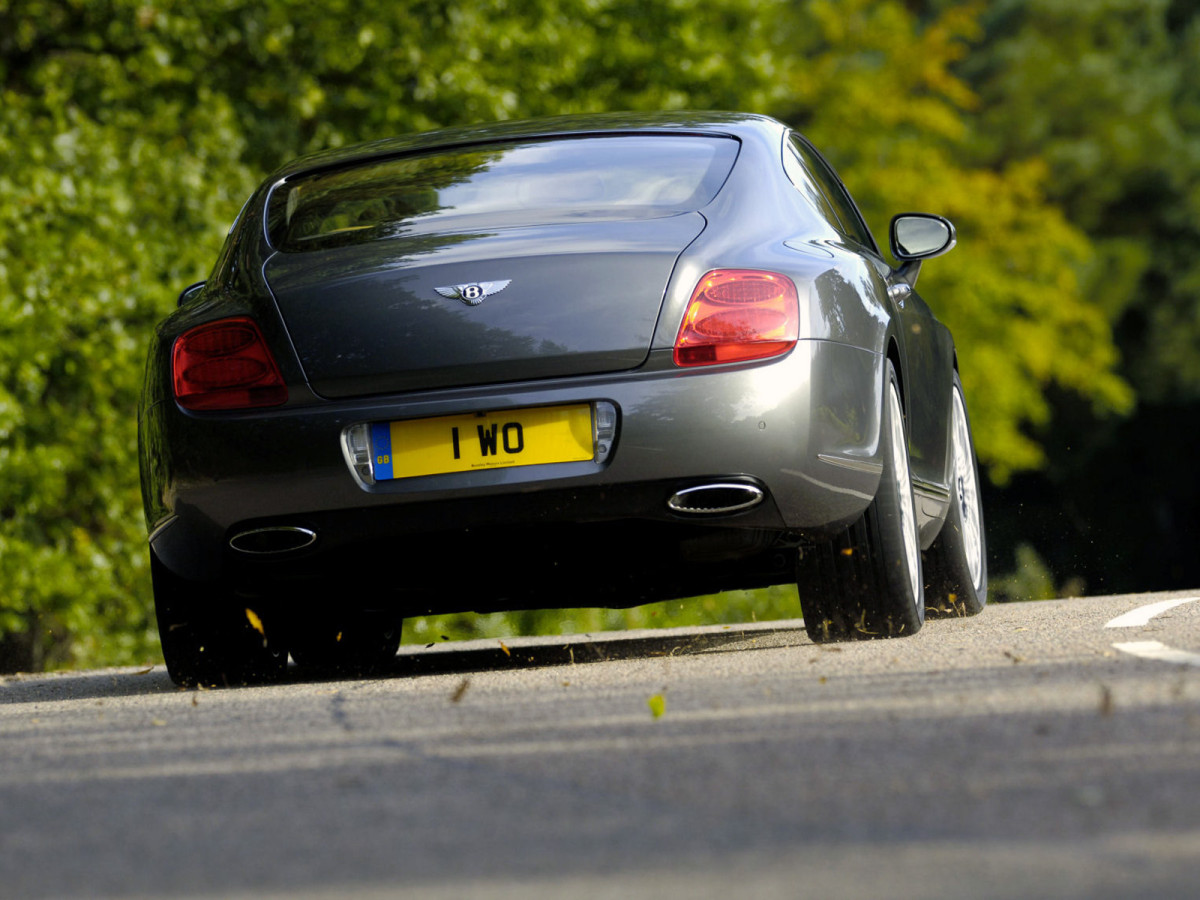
435, 280, 512, 306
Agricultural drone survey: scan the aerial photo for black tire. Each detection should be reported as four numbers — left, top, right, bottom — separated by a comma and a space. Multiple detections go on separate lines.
288, 611, 402, 676
923, 372, 988, 617
151, 551, 288, 688
797, 360, 924, 642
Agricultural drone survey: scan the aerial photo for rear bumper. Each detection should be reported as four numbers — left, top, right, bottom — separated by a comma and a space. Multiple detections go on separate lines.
141, 339, 885, 600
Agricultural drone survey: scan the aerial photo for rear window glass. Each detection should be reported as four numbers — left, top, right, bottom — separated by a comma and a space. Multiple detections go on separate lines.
266, 135, 739, 252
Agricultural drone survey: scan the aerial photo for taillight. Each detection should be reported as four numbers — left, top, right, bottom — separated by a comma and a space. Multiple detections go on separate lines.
673, 269, 799, 367
172, 317, 288, 411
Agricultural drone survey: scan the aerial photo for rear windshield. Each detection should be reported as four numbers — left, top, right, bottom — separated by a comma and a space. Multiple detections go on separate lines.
266, 135, 739, 252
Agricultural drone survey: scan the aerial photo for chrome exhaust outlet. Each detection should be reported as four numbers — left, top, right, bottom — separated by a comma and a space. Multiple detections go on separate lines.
667, 483, 765, 515
229, 526, 317, 555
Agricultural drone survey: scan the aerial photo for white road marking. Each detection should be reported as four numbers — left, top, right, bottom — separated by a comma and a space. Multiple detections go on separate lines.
1104, 596, 1199, 629
1105, 597, 1200, 667
1111, 641, 1200, 669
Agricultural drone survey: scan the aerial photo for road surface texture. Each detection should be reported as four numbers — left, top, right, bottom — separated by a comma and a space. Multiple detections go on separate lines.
3, 591, 1200, 899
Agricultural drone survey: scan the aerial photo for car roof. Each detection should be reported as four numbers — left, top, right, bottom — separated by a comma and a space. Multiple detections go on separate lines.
269, 111, 788, 182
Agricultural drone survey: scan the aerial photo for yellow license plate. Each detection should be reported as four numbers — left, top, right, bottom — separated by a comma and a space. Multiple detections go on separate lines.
370, 404, 595, 480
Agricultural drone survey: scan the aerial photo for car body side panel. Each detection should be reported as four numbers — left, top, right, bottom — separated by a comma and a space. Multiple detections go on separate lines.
645, 125, 893, 362
858, 254, 956, 487
775, 125, 957, 539
896, 289, 956, 487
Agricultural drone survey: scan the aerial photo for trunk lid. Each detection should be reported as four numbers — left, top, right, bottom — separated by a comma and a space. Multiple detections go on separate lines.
262, 214, 706, 398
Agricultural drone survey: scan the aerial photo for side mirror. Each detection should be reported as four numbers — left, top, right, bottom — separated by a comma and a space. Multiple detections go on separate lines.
889, 214, 956, 261
177, 281, 206, 307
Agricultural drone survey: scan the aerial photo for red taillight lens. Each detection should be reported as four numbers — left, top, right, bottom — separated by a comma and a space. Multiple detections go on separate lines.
673, 269, 799, 367
172, 317, 288, 410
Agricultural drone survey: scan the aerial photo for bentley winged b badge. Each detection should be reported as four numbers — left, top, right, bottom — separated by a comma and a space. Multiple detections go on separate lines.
435, 280, 511, 307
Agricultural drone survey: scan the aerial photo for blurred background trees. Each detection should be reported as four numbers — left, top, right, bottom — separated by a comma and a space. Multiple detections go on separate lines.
2, 0, 1196, 669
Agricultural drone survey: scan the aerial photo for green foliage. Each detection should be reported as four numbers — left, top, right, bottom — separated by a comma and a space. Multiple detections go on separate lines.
988, 542, 1084, 603
1, 0, 256, 668
779, 0, 1133, 478
964, 0, 1200, 406
86, 0, 794, 173
402, 585, 801, 645
1, 0, 1165, 668
949, 0, 1200, 597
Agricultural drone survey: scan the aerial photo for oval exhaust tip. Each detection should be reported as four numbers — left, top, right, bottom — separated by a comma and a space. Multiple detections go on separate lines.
667, 483, 765, 516
229, 526, 317, 555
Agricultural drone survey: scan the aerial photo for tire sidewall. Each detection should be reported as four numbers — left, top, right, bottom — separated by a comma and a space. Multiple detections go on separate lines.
872, 361, 925, 631
936, 374, 988, 611
151, 550, 288, 687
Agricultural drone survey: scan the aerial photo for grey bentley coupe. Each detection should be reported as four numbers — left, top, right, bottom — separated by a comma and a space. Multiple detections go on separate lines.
138, 111, 987, 686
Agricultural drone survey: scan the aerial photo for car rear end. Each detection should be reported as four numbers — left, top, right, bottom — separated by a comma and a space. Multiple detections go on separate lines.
139, 119, 885, 615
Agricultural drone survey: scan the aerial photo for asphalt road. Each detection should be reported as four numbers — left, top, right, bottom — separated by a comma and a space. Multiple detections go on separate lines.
3, 591, 1200, 899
